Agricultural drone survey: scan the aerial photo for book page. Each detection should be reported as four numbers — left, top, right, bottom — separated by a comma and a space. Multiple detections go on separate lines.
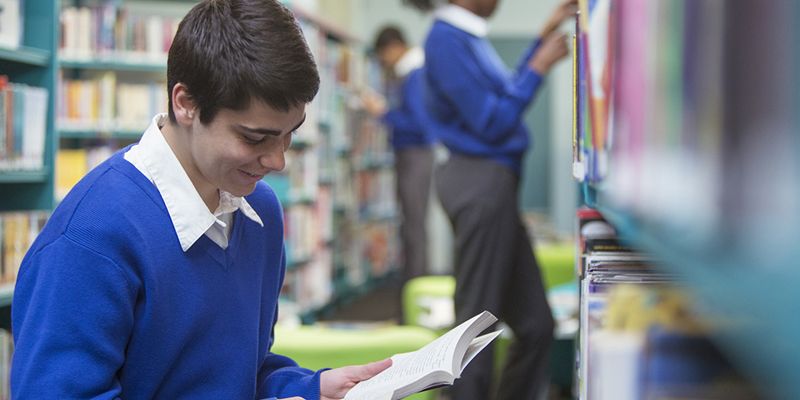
459, 330, 503, 375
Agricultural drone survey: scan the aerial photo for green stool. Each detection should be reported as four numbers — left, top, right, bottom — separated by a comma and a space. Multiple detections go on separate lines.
402, 275, 456, 332
273, 324, 440, 400
536, 242, 576, 290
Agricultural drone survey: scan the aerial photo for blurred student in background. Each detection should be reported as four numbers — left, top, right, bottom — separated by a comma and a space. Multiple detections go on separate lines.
362, 26, 436, 297
404, 0, 576, 398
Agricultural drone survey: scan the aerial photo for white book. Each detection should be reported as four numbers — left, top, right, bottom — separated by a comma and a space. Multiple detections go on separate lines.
22, 86, 48, 170
0, 0, 21, 49
345, 311, 502, 400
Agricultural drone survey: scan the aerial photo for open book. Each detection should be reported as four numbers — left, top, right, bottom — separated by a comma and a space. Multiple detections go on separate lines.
344, 311, 502, 400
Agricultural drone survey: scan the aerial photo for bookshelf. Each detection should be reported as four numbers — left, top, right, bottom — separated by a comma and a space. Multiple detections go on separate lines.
276, 7, 399, 323
0, 2, 58, 390
0, 47, 50, 66
0, 0, 58, 212
54, 0, 190, 202
574, 1, 800, 398
0, 0, 58, 341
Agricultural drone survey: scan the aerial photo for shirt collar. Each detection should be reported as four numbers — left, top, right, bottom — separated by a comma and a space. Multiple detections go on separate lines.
435, 4, 489, 38
125, 114, 264, 252
394, 47, 424, 78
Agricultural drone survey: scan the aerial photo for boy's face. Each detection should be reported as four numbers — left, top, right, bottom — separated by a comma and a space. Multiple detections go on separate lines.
377, 43, 405, 71
474, 0, 500, 18
187, 100, 306, 198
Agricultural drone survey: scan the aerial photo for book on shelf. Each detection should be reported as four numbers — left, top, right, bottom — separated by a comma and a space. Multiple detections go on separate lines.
0, 0, 22, 49
60, 4, 182, 62
0, 77, 48, 172
55, 148, 88, 200
344, 311, 502, 400
1, 212, 48, 285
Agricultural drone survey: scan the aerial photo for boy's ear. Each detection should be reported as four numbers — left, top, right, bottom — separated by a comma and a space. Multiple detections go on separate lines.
172, 83, 197, 126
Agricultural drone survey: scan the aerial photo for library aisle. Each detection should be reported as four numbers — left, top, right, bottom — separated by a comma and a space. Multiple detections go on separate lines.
1, 0, 798, 399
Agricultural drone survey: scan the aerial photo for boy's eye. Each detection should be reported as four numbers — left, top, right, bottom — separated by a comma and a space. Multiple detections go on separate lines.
243, 134, 265, 144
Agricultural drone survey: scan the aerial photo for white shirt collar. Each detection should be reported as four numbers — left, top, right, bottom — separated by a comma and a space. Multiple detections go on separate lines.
434, 4, 489, 38
124, 114, 264, 252
394, 47, 424, 78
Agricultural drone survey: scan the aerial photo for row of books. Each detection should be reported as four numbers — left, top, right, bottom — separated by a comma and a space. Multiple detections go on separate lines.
350, 115, 391, 166
0, 77, 48, 172
57, 72, 166, 131
573, 0, 800, 256
284, 201, 326, 267
1, 212, 49, 286
282, 248, 333, 312
575, 208, 759, 399
60, 3, 182, 62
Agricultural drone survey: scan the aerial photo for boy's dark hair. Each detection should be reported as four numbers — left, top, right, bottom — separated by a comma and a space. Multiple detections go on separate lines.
167, 0, 320, 124
373, 25, 406, 53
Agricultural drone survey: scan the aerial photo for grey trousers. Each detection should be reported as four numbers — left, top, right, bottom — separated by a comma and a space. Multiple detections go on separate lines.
395, 147, 434, 284
436, 154, 554, 400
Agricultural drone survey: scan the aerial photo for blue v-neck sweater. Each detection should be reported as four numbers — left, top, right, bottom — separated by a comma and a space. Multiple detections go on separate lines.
423, 19, 543, 175
383, 68, 436, 151
12, 150, 321, 399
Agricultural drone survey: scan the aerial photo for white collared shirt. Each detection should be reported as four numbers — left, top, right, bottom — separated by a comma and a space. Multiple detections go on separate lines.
434, 4, 489, 38
124, 114, 264, 251
394, 47, 424, 78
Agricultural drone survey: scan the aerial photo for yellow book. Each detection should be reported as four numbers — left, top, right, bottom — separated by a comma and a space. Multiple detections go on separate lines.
55, 149, 88, 200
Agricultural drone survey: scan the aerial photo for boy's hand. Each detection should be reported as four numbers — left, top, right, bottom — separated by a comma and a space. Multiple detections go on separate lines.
319, 358, 392, 400
360, 90, 387, 117
529, 32, 570, 75
540, 0, 578, 38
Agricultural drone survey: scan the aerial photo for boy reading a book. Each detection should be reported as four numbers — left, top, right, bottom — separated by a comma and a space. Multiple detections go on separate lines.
11, 0, 389, 398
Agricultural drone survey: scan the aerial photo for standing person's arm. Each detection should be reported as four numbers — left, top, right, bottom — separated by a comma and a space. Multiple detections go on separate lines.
426, 32, 543, 143
514, 0, 577, 84
529, 0, 576, 75
529, 33, 570, 76
362, 89, 421, 134
539, 0, 578, 39
12, 237, 137, 398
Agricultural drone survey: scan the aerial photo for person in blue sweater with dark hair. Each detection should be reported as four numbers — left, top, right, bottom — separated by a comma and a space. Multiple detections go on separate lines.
363, 25, 435, 297
405, 0, 576, 399
11, 0, 390, 398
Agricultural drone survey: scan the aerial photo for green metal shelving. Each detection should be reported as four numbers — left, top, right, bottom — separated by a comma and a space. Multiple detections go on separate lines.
0, 170, 49, 183
0, 46, 50, 66
59, 58, 166, 72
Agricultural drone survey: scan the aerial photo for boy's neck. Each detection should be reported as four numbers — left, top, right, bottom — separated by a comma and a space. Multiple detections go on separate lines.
160, 121, 220, 212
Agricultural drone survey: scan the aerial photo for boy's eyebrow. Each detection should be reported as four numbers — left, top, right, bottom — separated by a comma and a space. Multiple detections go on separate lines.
237, 115, 307, 136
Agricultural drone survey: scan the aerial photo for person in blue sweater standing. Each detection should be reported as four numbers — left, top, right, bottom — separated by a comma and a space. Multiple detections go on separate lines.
405, 0, 576, 399
11, 1, 390, 398
363, 26, 435, 296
